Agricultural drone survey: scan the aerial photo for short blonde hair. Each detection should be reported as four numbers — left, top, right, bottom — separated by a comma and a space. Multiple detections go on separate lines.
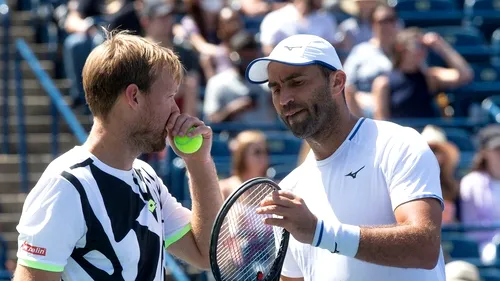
82, 29, 184, 118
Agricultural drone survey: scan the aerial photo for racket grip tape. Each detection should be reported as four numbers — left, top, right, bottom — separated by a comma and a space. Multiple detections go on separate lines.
313, 218, 361, 258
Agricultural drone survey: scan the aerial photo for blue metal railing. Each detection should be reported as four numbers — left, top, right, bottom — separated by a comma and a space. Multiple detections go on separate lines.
16, 38, 87, 145
14, 39, 87, 192
14, 42, 28, 193
1, 0, 10, 154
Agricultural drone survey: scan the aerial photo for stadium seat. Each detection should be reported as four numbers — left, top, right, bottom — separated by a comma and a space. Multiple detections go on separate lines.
456, 151, 475, 178
242, 15, 265, 36
267, 163, 297, 181
463, 0, 500, 40
479, 268, 500, 281
425, 26, 491, 65
442, 127, 476, 151
491, 28, 500, 65
211, 136, 231, 159
390, 0, 463, 27
451, 63, 500, 115
265, 132, 303, 156
442, 235, 481, 259
0, 270, 11, 281
169, 157, 189, 205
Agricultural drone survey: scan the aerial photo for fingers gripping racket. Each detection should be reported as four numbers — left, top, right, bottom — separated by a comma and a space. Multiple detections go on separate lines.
210, 177, 290, 281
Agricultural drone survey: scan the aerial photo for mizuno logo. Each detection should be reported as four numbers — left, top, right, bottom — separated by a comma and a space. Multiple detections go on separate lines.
332, 242, 339, 254
345, 166, 365, 179
284, 46, 303, 51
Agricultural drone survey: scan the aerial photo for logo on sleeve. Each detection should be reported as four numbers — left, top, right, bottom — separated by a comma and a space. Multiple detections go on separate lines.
21, 241, 47, 256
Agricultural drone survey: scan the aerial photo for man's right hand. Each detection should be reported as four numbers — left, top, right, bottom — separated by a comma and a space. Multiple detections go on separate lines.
166, 113, 213, 162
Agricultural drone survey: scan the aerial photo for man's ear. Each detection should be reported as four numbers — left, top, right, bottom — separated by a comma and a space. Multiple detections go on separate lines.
124, 84, 141, 109
330, 70, 347, 97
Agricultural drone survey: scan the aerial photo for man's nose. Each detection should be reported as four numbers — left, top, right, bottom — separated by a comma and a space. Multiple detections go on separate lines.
279, 89, 294, 106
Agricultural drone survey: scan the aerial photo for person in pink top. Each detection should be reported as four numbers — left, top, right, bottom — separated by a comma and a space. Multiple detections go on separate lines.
460, 124, 500, 250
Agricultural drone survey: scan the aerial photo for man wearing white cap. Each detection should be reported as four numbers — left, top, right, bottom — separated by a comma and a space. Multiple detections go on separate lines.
250, 34, 446, 280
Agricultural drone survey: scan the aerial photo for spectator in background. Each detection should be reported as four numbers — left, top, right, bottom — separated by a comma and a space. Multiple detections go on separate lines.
203, 31, 276, 123
140, 0, 200, 116
61, 0, 143, 109
421, 125, 460, 224
372, 27, 473, 119
460, 124, 500, 251
176, 0, 223, 46
259, 0, 339, 56
220, 130, 269, 199
343, 3, 398, 117
174, 7, 244, 80
203, 8, 244, 79
337, 0, 380, 51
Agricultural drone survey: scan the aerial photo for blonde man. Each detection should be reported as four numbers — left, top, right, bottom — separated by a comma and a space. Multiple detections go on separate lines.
14, 31, 223, 281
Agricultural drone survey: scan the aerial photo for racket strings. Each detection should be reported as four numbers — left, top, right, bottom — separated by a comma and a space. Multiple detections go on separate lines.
218, 185, 269, 268
216, 183, 284, 281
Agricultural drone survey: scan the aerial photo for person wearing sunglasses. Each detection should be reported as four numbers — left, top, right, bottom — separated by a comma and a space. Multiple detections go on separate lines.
343, 3, 401, 117
372, 27, 473, 120
220, 130, 270, 199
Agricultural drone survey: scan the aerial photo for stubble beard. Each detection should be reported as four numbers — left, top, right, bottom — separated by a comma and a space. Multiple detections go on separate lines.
281, 84, 338, 141
129, 115, 168, 154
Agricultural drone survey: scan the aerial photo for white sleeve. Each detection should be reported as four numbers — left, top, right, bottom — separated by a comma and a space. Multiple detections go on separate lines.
280, 243, 303, 278
323, 13, 339, 44
160, 182, 192, 249
343, 48, 360, 87
386, 129, 444, 211
16, 176, 85, 272
203, 77, 222, 117
259, 14, 278, 46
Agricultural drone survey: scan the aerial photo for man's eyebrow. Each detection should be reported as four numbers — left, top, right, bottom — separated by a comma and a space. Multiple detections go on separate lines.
268, 73, 305, 89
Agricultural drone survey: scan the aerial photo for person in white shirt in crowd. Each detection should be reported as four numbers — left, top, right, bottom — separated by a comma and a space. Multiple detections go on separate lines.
204, 31, 276, 124
337, 0, 381, 51
259, 0, 340, 56
246, 34, 445, 280
343, 3, 399, 117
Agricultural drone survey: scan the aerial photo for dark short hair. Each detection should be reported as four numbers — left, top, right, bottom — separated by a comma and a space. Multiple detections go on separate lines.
318, 65, 333, 80
316, 65, 346, 101
229, 30, 258, 52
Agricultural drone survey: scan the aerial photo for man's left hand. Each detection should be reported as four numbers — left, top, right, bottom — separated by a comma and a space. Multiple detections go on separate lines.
256, 191, 317, 244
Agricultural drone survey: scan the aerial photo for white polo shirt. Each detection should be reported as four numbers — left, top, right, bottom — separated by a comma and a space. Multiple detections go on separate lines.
279, 118, 446, 281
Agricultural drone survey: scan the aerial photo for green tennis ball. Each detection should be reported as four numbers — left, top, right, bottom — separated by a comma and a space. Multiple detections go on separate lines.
174, 127, 203, 154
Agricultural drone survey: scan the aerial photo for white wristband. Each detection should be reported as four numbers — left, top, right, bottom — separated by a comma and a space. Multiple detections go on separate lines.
313, 219, 361, 258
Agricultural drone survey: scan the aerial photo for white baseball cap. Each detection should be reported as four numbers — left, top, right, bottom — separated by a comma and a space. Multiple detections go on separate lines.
245, 34, 343, 84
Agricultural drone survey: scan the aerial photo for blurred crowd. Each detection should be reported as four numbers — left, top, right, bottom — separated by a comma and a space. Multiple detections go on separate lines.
49, 0, 476, 122
2, 0, 500, 279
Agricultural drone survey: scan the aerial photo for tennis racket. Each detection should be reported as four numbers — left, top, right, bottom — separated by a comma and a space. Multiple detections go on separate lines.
210, 177, 290, 281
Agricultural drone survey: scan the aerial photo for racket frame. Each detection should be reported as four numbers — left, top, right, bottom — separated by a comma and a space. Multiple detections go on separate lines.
209, 177, 290, 281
